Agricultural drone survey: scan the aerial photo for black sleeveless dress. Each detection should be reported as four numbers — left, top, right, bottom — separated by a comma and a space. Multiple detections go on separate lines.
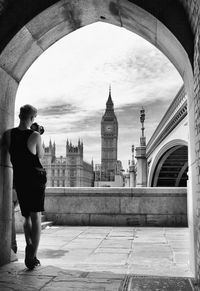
9, 128, 45, 217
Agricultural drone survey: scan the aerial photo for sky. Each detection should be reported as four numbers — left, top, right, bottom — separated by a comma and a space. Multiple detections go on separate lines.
15, 22, 183, 171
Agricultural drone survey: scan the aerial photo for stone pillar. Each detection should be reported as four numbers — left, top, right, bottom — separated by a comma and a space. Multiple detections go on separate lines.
129, 145, 136, 187
0, 68, 17, 266
0, 125, 13, 266
129, 166, 136, 187
135, 146, 147, 187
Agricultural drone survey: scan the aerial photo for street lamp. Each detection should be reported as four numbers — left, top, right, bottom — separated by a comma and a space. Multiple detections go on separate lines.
140, 107, 146, 146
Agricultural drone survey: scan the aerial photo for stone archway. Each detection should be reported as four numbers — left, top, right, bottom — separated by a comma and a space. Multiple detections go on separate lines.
151, 145, 188, 187
0, 0, 196, 279
148, 139, 188, 187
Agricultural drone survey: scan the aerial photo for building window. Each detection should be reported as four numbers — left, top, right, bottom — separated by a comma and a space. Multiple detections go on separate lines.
63, 169, 65, 176
52, 180, 54, 187
62, 181, 65, 187
58, 169, 60, 176
57, 180, 59, 187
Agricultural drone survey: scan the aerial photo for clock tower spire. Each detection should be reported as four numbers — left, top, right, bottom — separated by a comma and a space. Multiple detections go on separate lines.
101, 86, 118, 181
106, 84, 113, 110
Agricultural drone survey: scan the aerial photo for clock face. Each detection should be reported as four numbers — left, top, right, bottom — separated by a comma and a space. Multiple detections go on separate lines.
105, 124, 113, 133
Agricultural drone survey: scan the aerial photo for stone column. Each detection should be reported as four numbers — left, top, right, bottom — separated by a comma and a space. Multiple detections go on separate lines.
0, 121, 13, 266
129, 145, 136, 187
135, 145, 147, 187
0, 68, 17, 266
129, 166, 136, 187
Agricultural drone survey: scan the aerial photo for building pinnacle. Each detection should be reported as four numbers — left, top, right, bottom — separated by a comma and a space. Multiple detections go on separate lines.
106, 84, 113, 109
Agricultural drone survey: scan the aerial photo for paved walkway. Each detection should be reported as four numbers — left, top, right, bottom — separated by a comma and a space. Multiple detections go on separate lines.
0, 226, 195, 290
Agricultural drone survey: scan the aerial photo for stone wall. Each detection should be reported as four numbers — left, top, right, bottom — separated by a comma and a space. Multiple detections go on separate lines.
179, 0, 200, 285
44, 187, 187, 227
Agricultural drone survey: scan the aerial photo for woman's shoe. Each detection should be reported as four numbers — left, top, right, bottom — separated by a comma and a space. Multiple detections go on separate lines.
25, 244, 34, 269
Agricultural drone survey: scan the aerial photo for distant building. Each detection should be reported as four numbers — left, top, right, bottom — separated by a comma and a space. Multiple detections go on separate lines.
41, 140, 94, 187
94, 86, 124, 187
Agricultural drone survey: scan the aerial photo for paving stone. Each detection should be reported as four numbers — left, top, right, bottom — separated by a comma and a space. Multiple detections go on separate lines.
41, 276, 123, 291
0, 226, 193, 290
86, 271, 125, 279
99, 239, 132, 249
95, 247, 131, 254
0, 273, 53, 291
84, 252, 128, 265
19, 265, 82, 277
69, 264, 129, 274
128, 263, 192, 277
78, 233, 108, 239
133, 236, 167, 243
173, 252, 190, 264
64, 238, 103, 249
130, 245, 173, 259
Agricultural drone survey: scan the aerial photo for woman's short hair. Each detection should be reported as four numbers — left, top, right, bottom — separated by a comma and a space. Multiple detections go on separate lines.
19, 104, 37, 120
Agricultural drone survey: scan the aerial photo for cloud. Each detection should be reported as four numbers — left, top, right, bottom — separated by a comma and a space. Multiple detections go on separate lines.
38, 103, 78, 116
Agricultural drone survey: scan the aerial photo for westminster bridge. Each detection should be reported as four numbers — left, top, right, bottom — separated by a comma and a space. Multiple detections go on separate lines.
146, 85, 188, 188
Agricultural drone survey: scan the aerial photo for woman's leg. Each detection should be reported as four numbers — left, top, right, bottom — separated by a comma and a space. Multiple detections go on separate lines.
23, 216, 32, 246
30, 212, 41, 258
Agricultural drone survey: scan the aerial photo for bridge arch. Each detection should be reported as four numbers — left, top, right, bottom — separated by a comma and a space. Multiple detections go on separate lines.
148, 139, 188, 187
148, 140, 188, 187
0, 0, 196, 277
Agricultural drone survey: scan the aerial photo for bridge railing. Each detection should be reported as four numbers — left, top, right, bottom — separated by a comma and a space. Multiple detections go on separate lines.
146, 85, 187, 157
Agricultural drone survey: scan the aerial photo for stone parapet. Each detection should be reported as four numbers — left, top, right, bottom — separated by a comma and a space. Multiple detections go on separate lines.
44, 187, 187, 227
146, 86, 187, 157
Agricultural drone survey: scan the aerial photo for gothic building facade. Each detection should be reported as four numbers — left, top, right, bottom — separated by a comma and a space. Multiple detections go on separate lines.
41, 140, 94, 187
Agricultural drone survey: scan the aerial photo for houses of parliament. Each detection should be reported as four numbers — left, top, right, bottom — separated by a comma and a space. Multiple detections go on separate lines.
41, 87, 124, 187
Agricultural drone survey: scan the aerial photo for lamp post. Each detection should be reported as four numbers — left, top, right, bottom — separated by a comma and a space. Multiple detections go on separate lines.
135, 107, 147, 187
140, 107, 146, 146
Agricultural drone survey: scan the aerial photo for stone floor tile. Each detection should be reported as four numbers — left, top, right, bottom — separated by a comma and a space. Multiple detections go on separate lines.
64, 239, 103, 249
0, 272, 53, 291
0, 226, 192, 290
109, 231, 135, 236
0, 226, 195, 291
107, 236, 134, 240
77, 234, 108, 239
80, 227, 112, 233
84, 252, 128, 265
173, 252, 190, 264
86, 271, 125, 279
40, 280, 122, 291
94, 247, 131, 254
99, 239, 132, 249
69, 264, 129, 274
133, 237, 167, 243
135, 227, 165, 232
128, 262, 192, 277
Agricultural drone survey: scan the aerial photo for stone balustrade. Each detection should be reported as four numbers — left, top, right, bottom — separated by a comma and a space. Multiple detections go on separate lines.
44, 187, 187, 227
147, 86, 187, 157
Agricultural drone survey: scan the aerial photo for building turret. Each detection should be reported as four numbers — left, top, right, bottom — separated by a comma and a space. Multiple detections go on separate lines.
66, 140, 83, 157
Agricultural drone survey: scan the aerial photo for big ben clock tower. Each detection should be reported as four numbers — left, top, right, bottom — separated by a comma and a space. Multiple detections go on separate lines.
101, 86, 118, 181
